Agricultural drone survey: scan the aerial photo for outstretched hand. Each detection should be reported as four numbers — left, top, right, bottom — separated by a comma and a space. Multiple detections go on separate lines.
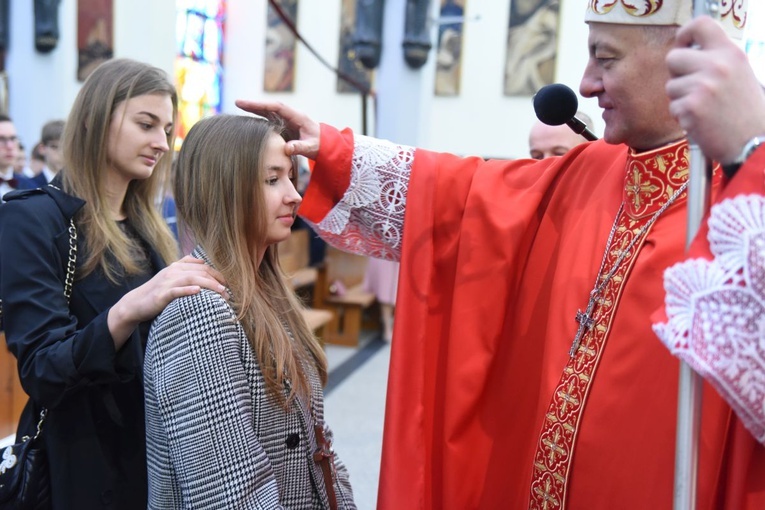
108, 255, 227, 348
235, 99, 321, 160
666, 16, 765, 164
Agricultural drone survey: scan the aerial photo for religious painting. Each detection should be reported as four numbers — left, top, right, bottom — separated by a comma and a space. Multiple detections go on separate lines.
503, 0, 559, 96
264, 0, 298, 92
434, 0, 466, 96
77, 0, 113, 81
175, 0, 225, 147
336, 0, 372, 94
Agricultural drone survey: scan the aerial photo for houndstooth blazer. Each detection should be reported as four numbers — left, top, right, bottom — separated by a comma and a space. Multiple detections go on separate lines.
144, 249, 356, 509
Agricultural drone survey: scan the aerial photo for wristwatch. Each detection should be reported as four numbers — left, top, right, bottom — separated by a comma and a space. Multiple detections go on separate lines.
722, 135, 765, 177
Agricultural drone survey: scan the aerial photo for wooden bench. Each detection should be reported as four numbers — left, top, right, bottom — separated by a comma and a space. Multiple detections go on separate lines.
313, 247, 379, 347
278, 228, 318, 291
278, 229, 335, 341
0, 332, 27, 439
301, 308, 335, 343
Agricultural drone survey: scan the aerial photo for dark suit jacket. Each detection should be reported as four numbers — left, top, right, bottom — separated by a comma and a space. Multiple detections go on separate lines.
31, 172, 48, 187
13, 172, 39, 189
0, 181, 165, 509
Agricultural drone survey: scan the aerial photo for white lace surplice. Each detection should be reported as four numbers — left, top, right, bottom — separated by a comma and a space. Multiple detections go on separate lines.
307, 135, 414, 262
653, 195, 765, 443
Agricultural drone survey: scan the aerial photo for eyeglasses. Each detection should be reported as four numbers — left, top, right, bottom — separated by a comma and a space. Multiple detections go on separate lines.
0, 135, 18, 146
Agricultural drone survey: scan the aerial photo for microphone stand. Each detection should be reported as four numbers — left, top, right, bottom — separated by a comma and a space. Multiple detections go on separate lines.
673, 2, 719, 508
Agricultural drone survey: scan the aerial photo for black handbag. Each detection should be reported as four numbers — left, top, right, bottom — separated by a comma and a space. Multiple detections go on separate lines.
0, 410, 51, 509
0, 214, 77, 510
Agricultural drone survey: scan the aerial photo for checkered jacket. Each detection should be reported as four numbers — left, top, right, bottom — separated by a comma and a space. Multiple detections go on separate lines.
144, 258, 356, 509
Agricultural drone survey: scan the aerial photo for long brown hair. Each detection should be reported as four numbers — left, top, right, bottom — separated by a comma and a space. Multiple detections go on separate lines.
174, 114, 328, 405
61, 58, 179, 281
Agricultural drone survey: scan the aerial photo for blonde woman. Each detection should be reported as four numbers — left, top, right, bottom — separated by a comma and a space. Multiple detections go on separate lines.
144, 114, 356, 509
0, 59, 226, 509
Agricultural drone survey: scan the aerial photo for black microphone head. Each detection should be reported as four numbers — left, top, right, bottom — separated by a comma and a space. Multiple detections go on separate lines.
533, 83, 579, 126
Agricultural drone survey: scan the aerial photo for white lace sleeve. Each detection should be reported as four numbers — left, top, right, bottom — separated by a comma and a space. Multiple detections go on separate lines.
653, 194, 765, 443
305, 135, 414, 261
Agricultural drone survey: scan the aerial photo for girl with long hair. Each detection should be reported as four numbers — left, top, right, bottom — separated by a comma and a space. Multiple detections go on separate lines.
0, 58, 226, 509
144, 114, 356, 509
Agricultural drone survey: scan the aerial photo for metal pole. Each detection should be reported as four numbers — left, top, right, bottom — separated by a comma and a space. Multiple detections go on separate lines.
673, 2, 720, 509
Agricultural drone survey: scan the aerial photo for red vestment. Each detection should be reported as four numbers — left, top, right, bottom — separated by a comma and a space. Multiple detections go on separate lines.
300, 126, 765, 509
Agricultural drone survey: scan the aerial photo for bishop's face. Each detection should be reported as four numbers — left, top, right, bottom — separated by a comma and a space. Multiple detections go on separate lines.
579, 22, 685, 151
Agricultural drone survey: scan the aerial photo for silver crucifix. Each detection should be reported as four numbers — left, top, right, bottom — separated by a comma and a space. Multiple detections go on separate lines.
570, 291, 599, 357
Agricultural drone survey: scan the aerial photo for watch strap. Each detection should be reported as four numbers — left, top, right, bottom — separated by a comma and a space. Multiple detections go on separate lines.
722, 135, 765, 178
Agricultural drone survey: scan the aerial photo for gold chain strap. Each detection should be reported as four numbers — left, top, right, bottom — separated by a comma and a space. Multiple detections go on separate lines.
5, 213, 77, 437
36, 219, 77, 430
64, 218, 77, 302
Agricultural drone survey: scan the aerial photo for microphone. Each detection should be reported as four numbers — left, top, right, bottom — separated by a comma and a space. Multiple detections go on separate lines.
533, 83, 598, 141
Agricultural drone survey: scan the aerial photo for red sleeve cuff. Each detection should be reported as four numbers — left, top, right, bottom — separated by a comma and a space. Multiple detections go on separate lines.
299, 124, 354, 224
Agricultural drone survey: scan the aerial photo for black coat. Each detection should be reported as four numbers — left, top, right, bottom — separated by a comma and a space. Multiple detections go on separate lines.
0, 182, 165, 509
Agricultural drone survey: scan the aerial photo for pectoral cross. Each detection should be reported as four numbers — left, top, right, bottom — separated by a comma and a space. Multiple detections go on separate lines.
570, 291, 599, 357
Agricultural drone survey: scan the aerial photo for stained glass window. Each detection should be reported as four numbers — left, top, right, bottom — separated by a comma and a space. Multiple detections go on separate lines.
175, 0, 225, 148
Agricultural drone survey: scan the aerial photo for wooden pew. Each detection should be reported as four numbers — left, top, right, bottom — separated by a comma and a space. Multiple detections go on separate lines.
313, 247, 379, 347
0, 332, 27, 439
278, 229, 335, 340
279, 228, 318, 291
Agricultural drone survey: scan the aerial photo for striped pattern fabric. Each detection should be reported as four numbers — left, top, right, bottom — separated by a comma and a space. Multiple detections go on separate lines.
144, 249, 356, 509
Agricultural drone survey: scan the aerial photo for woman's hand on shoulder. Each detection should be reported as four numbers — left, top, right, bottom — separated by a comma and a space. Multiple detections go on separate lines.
107, 256, 228, 348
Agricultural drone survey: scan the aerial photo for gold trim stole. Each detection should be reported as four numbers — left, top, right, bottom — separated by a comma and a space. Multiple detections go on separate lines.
528, 140, 690, 509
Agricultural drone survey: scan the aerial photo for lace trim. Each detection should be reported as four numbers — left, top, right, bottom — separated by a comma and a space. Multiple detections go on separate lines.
309, 135, 414, 261
653, 194, 765, 443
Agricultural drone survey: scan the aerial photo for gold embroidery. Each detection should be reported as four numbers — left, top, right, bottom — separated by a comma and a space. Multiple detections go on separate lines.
589, 0, 662, 17
528, 141, 691, 509
626, 166, 660, 209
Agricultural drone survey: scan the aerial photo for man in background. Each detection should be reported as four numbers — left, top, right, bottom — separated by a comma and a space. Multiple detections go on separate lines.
33, 119, 65, 185
13, 141, 27, 175
528, 110, 594, 159
0, 115, 36, 201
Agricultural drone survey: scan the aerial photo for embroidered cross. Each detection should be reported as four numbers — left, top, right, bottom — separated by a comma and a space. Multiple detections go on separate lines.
626, 167, 660, 209
557, 380, 580, 415
542, 429, 567, 464
574, 342, 598, 371
533, 478, 560, 510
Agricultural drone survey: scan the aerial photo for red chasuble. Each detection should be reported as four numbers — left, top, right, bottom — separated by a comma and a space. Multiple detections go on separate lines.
300, 126, 765, 509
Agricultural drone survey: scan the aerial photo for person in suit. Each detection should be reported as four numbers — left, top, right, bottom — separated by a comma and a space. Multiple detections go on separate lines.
0, 115, 37, 201
13, 140, 27, 174
32, 119, 66, 185
144, 114, 356, 509
0, 58, 226, 509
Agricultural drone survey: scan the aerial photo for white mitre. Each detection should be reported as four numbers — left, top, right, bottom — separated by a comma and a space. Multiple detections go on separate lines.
585, 0, 748, 39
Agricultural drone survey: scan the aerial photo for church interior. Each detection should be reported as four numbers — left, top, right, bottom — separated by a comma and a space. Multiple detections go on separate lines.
1, 1, 764, 508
